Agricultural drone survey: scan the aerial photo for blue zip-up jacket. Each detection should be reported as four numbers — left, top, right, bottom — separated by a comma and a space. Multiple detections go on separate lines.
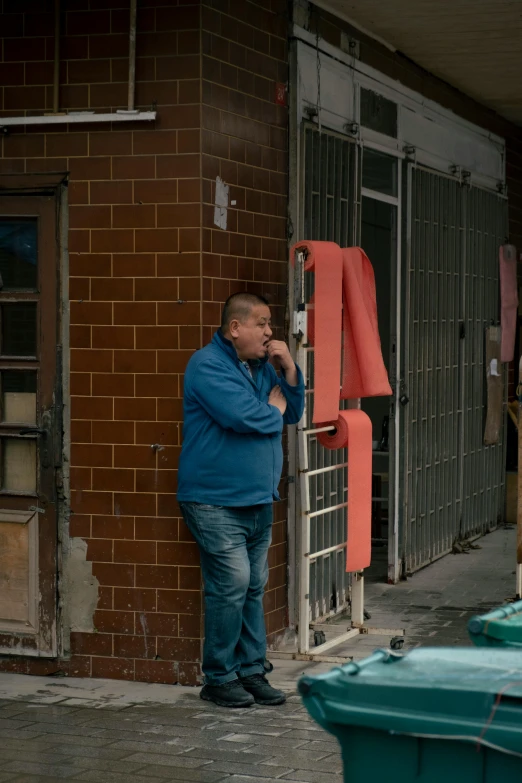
177, 331, 305, 506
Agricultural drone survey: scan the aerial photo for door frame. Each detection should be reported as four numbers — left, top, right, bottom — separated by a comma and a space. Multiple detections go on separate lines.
0, 173, 68, 657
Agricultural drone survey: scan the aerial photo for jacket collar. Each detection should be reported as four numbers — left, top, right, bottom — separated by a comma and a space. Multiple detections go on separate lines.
213, 330, 268, 368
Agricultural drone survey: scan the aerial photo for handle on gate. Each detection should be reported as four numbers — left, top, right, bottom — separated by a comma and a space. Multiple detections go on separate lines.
19, 426, 47, 436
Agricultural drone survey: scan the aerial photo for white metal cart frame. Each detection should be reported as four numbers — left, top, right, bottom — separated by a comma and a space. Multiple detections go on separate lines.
277, 248, 404, 662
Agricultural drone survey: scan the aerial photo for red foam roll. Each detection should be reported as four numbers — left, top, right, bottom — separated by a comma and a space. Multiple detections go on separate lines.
291, 240, 343, 423
318, 409, 372, 572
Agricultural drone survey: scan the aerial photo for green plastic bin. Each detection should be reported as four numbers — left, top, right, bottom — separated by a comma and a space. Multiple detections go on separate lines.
298, 647, 522, 782
468, 600, 522, 647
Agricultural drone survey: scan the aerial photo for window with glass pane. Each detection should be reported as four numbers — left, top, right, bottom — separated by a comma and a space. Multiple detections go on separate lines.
0, 219, 37, 290
1, 438, 36, 493
1, 371, 36, 424
360, 88, 398, 138
362, 149, 398, 197
1, 303, 37, 357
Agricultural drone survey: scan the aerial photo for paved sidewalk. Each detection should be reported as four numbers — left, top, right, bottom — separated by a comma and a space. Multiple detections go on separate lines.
0, 525, 515, 783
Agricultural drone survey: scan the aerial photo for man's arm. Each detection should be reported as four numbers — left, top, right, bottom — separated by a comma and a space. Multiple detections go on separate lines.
266, 341, 305, 425
190, 359, 284, 435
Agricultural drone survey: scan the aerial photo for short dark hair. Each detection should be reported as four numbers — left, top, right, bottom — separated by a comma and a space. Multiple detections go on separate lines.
221, 292, 269, 332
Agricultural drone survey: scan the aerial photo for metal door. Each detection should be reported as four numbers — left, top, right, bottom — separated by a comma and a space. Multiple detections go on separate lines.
0, 195, 60, 656
403, 166, 507, 573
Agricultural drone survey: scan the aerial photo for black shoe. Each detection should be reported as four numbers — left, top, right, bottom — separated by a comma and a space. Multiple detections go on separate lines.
239, 674, 286, 705
200, 679, 255, 708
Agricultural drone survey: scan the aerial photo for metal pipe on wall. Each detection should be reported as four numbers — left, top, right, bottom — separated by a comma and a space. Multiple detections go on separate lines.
127, 0, 138, 112
53, 0, 61, 114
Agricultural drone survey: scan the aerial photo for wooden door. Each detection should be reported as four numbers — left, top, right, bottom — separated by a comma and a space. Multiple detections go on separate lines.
0, 195, 59, 657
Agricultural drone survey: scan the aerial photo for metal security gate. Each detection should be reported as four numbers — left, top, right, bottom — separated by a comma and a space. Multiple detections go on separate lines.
404, 166, 507, 573
461, 186, 507, 535
300, 125, 357, 623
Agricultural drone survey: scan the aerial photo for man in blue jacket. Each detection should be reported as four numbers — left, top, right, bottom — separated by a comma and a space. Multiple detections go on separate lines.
178, 292, 305, 708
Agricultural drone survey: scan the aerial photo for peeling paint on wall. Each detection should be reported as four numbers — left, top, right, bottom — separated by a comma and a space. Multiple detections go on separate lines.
62, 538, 99, 634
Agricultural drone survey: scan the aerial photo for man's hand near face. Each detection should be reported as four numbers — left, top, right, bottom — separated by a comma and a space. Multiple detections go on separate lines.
268, 385, 287, 416
267, 341, 298, 386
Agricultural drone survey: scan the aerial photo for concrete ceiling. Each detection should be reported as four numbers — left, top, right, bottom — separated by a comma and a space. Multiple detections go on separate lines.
316, 0, 522, 126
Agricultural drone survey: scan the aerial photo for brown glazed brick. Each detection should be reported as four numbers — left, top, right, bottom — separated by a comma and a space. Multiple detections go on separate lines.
135, 278, 179, 302
138, 612, 179, 637
156, 636, 201, 661
90, 180, 133, 204
114, 492, 156, 517
114, 540, 157, 565
91, 229, 134, 254
92, 373, 134, 398
113, 634, 155, 659
114, 350, 156, 373
157, 589, 201, 614
87, 538, 114, 563
156, 351, 193, 374
69, 230, 90, 254
157, 398, 183, 422
135, 326, 179, 350
113, 254, 156, 278
91, 278, 134, 302
72, 444, 112, 468
135, 373, 178, 397
112, 155, 156, 180
133, 130, 178, 156
93, 611, 138, 635
70, 302, 112, 326
89, 131, 132, 156
91, 562, 135, 587
113, 443, 157, 470
71, 420, 92, 444
70, 466, 92, 491
91, 515, 134, 540
69, 278, 90, 302
114, 588, 157, 612
70, 489, 113, 516
90, 82, 128, 107
92, 468, 135, 492
114, 302, 157, 325
91, 657, 135, 681
113, 204, 156, 229
135, 516, 178, 541
71, 631, 113, 658
92, 326, 134, 350
3, 134, 45, 158
114, 397, 156, 422
135, 469, 176, 493
134, 180, 177, 205
69, 514, 91, 538
136, 229, 179, 253
157, 542, 199, 567
136, 422, 179, 446
71, 395, 113, 421
158, 154, 200, 179
157, 203, 200, 228
178, 129, 200, 154
70, 253, 111, 278
136, 565, 178, 590
135, 659, 179, 684
157, 253, 200, 276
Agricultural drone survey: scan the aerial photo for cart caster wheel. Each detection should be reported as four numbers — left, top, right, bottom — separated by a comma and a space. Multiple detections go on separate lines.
364, 609, 372, 620
314, 630, 326, 646
390, 636, 404, 650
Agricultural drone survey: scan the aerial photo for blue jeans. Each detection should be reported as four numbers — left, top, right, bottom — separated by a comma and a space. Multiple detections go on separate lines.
179, 502, 273, 686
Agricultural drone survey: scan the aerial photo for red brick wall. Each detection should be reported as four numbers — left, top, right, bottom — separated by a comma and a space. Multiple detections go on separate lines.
201, 0, 290, 641
0, 0, 290, 683
0, 0, 203, 684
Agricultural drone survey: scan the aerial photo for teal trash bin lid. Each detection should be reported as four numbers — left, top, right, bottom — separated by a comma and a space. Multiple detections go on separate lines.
298, 647, 522, 758
469, 600, 522, 646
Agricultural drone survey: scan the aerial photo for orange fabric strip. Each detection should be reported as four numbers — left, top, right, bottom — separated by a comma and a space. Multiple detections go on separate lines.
291, 240, 343, 423
318, 410, 372, 572
340, 247, 392, 399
